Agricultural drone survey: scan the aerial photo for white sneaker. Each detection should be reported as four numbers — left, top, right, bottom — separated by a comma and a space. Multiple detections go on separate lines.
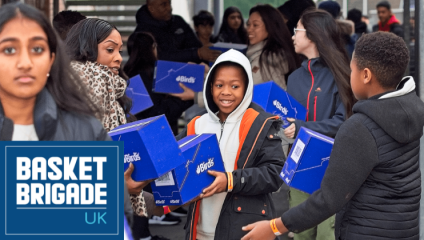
148, 214, 181, 225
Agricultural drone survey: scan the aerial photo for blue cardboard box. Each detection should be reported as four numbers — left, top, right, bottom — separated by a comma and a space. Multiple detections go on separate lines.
280, 127, 334, 194
209, 42, 247, 54
153, 60, 205, 94
253, 81, 307, 128
126, 74, 154, 115
108, 115, 185, 181
209, 42, 247, 66
151, 134, 225, 206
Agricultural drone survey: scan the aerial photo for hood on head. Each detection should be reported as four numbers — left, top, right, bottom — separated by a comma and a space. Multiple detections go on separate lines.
353, 77, 424, 143
203, 49, 253, 123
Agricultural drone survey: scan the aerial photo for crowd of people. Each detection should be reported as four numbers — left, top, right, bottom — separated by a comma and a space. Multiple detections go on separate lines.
0, 0, 421, 240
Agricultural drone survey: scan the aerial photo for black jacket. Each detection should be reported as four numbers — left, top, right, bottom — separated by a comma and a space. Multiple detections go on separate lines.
133, 5, 202, 63
0, 88, 110, 141
372, 23, 404, 38
287, 58, 346, 138
132, 71, 193, 135
281, 77, 423, 239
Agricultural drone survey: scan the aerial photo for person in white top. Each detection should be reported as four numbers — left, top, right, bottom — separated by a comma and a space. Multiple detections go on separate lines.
178, 49, 285, 240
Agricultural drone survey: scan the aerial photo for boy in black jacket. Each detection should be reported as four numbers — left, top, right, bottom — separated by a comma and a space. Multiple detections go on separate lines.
242, 32, 424, 240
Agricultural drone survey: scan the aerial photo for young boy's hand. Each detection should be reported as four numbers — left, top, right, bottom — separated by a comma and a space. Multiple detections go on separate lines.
200, 170, 227, 198
284, 118, 296, 139
241, 220, 277, 240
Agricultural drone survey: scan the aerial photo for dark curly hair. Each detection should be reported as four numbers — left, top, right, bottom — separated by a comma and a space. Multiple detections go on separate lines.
354, 32, 409, 89
193, 10, 215, 27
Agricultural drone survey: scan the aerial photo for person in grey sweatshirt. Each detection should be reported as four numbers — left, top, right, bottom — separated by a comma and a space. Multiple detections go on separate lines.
241, 32, 423, 240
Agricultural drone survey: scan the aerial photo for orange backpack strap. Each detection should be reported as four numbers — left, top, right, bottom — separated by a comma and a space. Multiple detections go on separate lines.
234, 108, 259, 170
187, 116, 201, 136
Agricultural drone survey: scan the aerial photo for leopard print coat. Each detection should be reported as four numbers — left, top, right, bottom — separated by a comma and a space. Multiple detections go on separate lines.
130, 191, 147, 217
71, 61, 127, 132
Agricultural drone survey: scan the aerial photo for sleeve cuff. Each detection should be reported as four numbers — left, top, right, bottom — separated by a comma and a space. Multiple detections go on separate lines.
226, 172, 233, 192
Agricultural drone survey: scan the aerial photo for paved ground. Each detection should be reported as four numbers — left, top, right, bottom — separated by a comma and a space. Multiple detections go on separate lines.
150, 184, 292, 240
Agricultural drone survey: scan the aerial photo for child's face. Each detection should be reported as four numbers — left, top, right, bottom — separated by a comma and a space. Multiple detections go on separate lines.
195, 24, 213, 39
211, 66, 246, 121
0, 17, 55, 101
350, 56, 367, 100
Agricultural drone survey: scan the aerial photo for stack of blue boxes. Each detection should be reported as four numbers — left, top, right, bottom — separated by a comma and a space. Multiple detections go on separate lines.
280, 127, 334, 194
252, 82, 307, 128
126, 75, 153, 115
109, 115, 225, 205
153, 60, 205, 94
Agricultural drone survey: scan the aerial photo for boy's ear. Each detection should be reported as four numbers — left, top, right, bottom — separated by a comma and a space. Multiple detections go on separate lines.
363, 68, 372, 85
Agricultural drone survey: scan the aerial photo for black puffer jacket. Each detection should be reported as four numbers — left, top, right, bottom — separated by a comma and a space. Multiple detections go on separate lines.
281, 77, 423, 239
0, 88, 110, 141
132, 5, 202, 63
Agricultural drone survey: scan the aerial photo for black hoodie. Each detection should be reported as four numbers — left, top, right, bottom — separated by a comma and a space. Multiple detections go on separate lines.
132, 5, 202, 63
281, 77, 424, 239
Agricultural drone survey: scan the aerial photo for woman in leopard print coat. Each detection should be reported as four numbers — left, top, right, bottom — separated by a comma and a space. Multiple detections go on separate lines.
66, 18, 133, 132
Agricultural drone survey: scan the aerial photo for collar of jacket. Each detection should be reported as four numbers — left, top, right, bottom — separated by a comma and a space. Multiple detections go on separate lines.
0, 88, 58, 140
301, 57, 325, 72
246, 40, 266, 59
136, 4, 175, 28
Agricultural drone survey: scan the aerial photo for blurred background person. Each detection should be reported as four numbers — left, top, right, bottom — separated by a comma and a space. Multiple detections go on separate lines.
246, 4, 300, 90
214, 6, 248, 44
372, 0, 404, 37
193, 10, 215, 47
278, 0, 316, 36
131, 0, 220, 63
52, 10, 86, 40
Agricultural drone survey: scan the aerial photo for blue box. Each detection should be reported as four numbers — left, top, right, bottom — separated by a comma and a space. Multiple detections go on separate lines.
153, 60, 205, 94
108, 115, 185, 181
209, 42, 247, 66
151, 134, 225, 206
253, 81, 307, 128
209, 42, 247, 54
280, 127, 334, 194
126, 74, 154, 115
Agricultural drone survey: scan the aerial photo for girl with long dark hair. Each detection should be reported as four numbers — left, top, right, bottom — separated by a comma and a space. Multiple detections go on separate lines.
246, 4, 300, 90
283, 9, 355, 240
66, 18, 135, 132
123, 32, 193, 135
215, 6, 248, 44
0, 2, 108, 141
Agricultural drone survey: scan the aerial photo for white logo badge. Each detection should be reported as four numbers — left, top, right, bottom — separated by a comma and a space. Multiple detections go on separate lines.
124, 152, 141, 164
176, 75, 195, 84
273, 100, 288, 115
196, 158, 214, 174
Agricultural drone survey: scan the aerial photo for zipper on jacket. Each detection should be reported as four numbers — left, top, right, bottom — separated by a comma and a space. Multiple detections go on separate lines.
306, 60, 315, 122
314, 96, 317, 122
219, 120, 225, 143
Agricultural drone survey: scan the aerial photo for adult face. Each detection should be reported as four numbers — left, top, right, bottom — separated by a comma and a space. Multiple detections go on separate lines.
377, 6, 391, 24
246, 12, 268, 45
0, 17, 55, 101
148, 0, 172, 21
228, 12, 242, 31
96, 29, 123, 75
